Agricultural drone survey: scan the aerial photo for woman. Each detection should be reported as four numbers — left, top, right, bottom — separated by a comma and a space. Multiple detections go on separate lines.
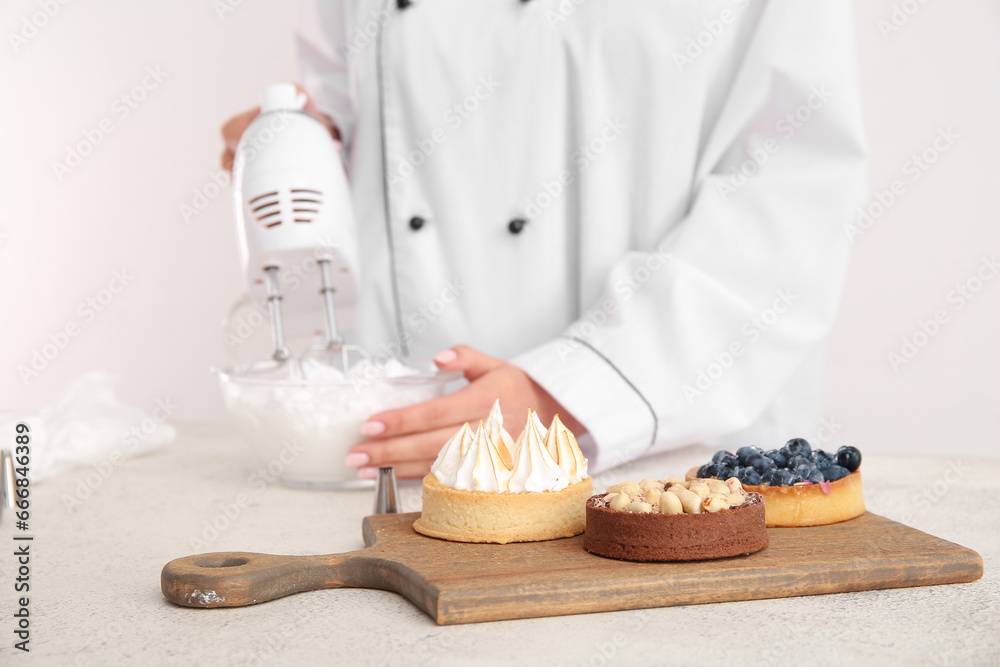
221, 0, 867, 480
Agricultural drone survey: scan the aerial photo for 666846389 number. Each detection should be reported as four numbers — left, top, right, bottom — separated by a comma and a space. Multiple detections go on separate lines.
14, 423, 30, 530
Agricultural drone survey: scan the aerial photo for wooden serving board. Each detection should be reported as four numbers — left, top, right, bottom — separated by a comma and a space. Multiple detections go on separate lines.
161, 512, 982, 625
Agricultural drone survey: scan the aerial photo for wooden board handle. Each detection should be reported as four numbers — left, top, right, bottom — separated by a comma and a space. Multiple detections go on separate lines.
160, 551, 358, 608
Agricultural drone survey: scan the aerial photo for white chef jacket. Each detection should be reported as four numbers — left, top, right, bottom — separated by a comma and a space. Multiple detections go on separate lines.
295, 0, 868, 472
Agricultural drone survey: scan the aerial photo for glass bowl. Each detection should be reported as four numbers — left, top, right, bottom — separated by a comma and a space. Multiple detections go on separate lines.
216, 361, 460, 489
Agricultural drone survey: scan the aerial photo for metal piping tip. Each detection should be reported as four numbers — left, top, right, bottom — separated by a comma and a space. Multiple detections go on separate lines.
1, 450, 15, 522
373, 467, 399, 515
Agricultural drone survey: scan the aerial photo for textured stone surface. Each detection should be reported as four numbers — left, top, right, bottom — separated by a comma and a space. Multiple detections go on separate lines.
3, 423, 996, 665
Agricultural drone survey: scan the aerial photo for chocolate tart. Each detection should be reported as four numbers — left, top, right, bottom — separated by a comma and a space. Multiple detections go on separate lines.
583, 492, 768, 562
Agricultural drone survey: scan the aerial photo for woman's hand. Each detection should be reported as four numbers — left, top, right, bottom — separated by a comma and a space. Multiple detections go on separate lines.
219, 84, 339, 171
346, 345, 585, 479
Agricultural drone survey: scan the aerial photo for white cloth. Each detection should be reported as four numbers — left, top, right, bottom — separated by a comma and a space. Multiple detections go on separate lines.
0, 372, 176, 482
295, 0, 868, 471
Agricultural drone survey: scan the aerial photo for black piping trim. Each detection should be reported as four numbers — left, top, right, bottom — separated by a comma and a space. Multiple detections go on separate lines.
376, 0, 409, 356
566, 336, 658, 454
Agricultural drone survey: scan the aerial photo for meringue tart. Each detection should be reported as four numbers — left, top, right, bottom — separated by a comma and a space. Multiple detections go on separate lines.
413, 401, 592, 544
415, 476, 592, 544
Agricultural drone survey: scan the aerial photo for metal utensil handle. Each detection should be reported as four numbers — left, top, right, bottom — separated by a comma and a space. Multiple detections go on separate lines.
318, 258, 343, 350
263, 266, 291, 362
0, 450, 14, 522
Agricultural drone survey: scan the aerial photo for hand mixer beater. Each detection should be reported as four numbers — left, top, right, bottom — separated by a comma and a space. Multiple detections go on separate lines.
231, 83, 364, 376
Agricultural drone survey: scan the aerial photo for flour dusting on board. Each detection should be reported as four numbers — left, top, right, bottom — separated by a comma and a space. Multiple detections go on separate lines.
187, 589, 224, 605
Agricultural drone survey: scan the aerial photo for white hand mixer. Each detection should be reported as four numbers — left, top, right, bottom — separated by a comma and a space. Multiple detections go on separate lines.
231, 83, 365, 376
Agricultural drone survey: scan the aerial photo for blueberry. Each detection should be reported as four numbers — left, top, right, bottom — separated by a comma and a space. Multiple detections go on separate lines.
793, 465, 820, 484
836, 446, 862, 472
765, 449, 788, 468
787, 455, 812, 470
824, 465, 851, 482
778, 446, 794, 462
775, 469, 795, 486
814, 456, 834, 470
785, 438, 812, 458
701, 462, 740, 479
750, 455, 776, 475
738, 467, 762, 485
812, 449, 834, 463
719, 455, 739, 468
712, 450, 734, 463
802, 468, 825, 484
760, 469, 782, 486
736, 446, 762, 466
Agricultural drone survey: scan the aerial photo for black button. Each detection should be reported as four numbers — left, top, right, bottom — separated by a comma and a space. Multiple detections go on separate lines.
409, 216, 425, 231
508, 218, 527, 234
397, 0, 411, 9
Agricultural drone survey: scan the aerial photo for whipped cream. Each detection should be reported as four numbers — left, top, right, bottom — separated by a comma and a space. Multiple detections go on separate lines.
429, 401, 588, 493
221, 357, 442, 486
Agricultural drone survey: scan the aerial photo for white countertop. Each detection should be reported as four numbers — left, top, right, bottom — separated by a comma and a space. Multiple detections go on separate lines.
4, 423, 997, 666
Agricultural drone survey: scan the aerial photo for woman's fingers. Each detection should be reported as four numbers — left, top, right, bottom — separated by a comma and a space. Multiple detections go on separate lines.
343, 345, 586, 481
362, 371, 515, 439
359, 346, 507, 438
433, 344, 505, 381
343, 348, 588, 480
219, 87, 342, 173
222, 107, 259, 150
219, 106, 260, 172
348, 425, 460, 469
301, 92, 340, 141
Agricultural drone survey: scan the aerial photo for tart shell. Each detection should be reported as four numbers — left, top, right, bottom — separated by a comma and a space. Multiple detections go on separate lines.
584, 492, 768, 562
686, 467, 865, 527
413, 474, 592, 544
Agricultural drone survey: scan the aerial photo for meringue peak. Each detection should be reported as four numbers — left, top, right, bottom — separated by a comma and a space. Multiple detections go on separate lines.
483, 398, 515, 469
508, 409, 568, 493
432, 421, 474, 486
544, 413, 589, 484
429, 401, 587, 493
454, 420, 511, 493
531, 410, 547, 441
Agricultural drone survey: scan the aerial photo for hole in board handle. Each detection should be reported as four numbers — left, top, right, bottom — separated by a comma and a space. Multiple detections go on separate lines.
194, 556, 249, 568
